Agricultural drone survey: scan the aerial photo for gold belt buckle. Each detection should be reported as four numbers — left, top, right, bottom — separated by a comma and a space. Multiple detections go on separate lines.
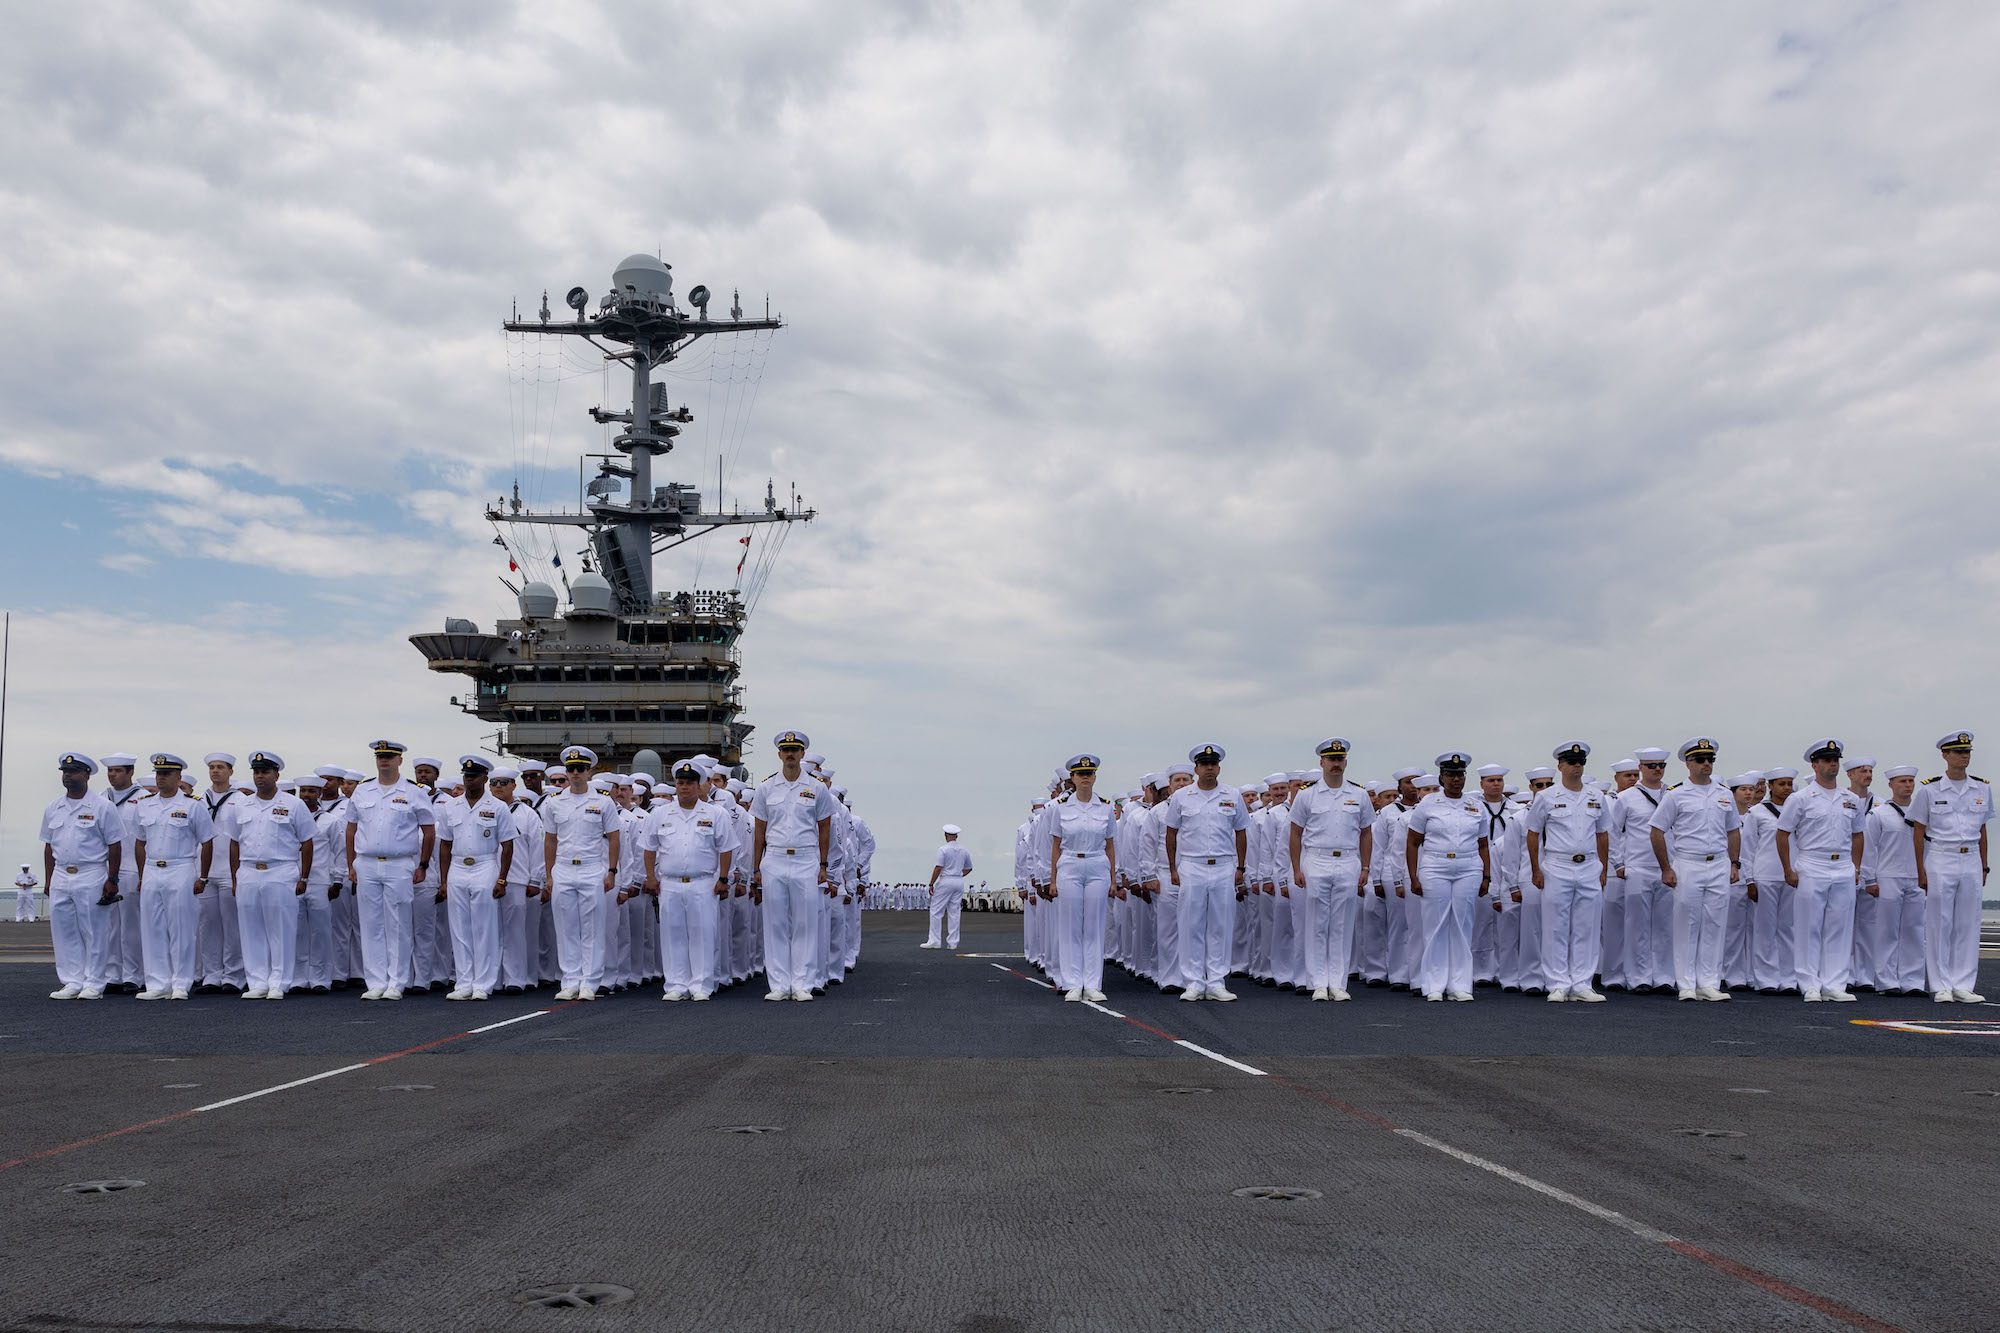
254, 861, 270, 871
1330, 850, 1343, 857
463, 857, 476, 866
154, 859, 168, 868
784, 848, 796, 855
569, 858, 583, 866
375, 855, 389, 862
1445, 852, 1458, 859
64, 865, 78, 874
1828, 853, 1840, 861
678, 876, 692, 883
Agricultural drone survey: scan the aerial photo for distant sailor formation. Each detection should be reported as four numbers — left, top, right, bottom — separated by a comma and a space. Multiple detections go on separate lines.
1015, 734, 1989, 1007
34, 731, 876, 1003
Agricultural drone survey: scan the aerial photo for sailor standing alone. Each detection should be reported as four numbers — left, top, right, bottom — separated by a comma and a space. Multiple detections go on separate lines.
926, 824, 974, 953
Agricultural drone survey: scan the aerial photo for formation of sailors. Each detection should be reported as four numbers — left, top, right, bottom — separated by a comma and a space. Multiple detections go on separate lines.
1015, 733, 1990, 1006
35, 730, 876, 1004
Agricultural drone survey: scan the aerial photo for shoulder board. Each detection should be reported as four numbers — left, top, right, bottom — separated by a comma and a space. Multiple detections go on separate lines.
1667, 782, 1681, 790
1923, 775, 1942, 784
1974, 775, 1988, 784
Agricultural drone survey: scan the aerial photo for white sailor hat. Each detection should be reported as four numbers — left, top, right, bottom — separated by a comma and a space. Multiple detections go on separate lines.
1124, 788, 1142, 801
1364, 780, 1382, 794
587, 776, 613, 793
100, 752, 137, 769
631, 772, 654, 787
1803, 737, 1843, 762
1764, 766, 1799, 781
1390, 766, 1422, 782
1189, 743, 1225, 764
1842, 754, 1877, 771
58, 750, 98, 774
1634, 746, 1670, 764
1244, 782, 1266, 795
1030, 798, 1048, 808
1288, 769, 1313, 783
803, 751, 826, 769
1262, 772, 1289, 787
204, 751, 237, 767
489, 766, 520, 782
277, 779, 298, 792
942, 823, 961, 835
1475, 763, 1508, 779
1503, 783, 1520, 796
1728, 771, 1763, 789
774, 730, 808, 751
314, 764, 346, 781
1141, 771, 1165, 788
1675, 738, 1717, 762
459, 754, 493, 774
1937, 730, 1974, 751
296, 775, 324, 790
1551, 740, 1591, 763
1884, 764, 1919, 780
1609, 759, 1638, 775
1166, 762, 1194, 778
150, 752, 188, 772
247, 749, 284, 770
412, 755, 443, 771
343, 769, 366, 783
1525, 766, 1556, 781
368, 740, 404, 757
1434, 751, 1470, 772
818, 766, 836, 781
1415, 772, 1440, 787
834, 785, 848, 800
609, 773, 633, 788
560, 745, 596, 768
1315, 736, 1351, 758
727, 779, 747, 794
1065, 753, 1101, 774
544, 762, 567, 777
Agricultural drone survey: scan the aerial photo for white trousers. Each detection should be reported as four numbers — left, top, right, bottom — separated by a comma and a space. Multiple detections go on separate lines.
15, 888, 41, 921
409, 872, 440, 988
295, 880, 334, 989
1599, 875, 1627, 987
1176, 861, 1237, 992
1154, 883, 1184, 990
551, 867, 609, 990
50, 863, 112, 989
1393, 882, 1424, 986
1051, 859, 1108, 992
659, 879, 720, 994
1300, 852, 1360, 991
235, 864, 302, 995
498, 880, 532, 988
1354, 887, 1389, 981
197, 869, 244, 986
356, 856, 417, 994
1623, 872, 1673, 988
1670, 858, 1731, 991
1850, 887, 1880, 989
927, 877, 965, 948
1416, 865, 1480, 997
1752, 878, 1797, 989
1924, 849, 1984, 994
1870, 876, 1927, 992
1506, 888, 1546, 991
1540, 864, 1602, 995
333, 880, 361, 980
1722, 881, 1755, 987
759, 853, 820, 995
139, 860, 200, 992
105, 870, 141, 984
447, 861, 501, 993
1793, 861, 1857, 993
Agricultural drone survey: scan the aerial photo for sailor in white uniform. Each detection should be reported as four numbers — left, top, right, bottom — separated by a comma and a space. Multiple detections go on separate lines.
291, 775, 338, 993
1866, 765, 1927, 996
437, 755, 513, 1001
540, 747, 620, 1000
1163, 744, 1250, 1002
1524, 743, 1611, 1002
1287, 738, 1372, 1001
14, 864, 41, 922
927, 824, 974, 951
1775, 738, 1868, 1002
1406, 752, 1489, 1001
131, 753, 213, 999
1722, 772, 1764, 989
98, 753, 145, 991
642, 760, 739, 1001
344, 739, 439, 1001
1748, 766, 1798, 993
1910, 730, 1990, 1003
1647, 737, 1741, 1001
749, 730, 836, 1002
1614, 748, 1675, 993
225, 750, 317, 1000
42, 751, 125, 1000
1046, 753, 1117, 1001
196, 752, 246, 993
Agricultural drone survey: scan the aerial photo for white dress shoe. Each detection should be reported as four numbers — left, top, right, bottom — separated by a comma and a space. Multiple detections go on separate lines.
1955, 990, 1986, 1003
49, 984, 82, 1000
1802, 989, 1823, 1002
792, 989, 813, 1002
1332, 989, 1351, 1002
240, 988, 266, 1000
1547, 991, 1567, 1002
576, 987, 596, 1001
361, 989, 384, 1001
383, 988, 403, 1000
1933, 990, 1954, 1002
690, 990, 711, 1001
170, 987, 191, 1000
1085, 989, 1106, 1002
265, 989, 284, 1000
136, 989, 167, 1000
1064, 988, 1083, 1002
1310, 987, 1329, 1001
555, 987, 579, 1001
1424, 992, 1444, 1002
765, 990, 787, 1001
1826, 989, 1857, 1002
1209, 988, 1237, 1002
1678, 989, 1699, 1001
1698, 987, 1731, 1001
1179, 989, 1202, 1001
470, 990, 489, 1000
1447, 991, 1472, 1002
662, 989, 687, 1001
78, 988, 104, 1000
918, 942, 939, 949
446, 988, 471, 1001
1570, 989, 1606, 1002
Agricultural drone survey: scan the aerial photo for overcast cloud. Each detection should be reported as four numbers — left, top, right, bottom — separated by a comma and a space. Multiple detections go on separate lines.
2, 1, 1997, 878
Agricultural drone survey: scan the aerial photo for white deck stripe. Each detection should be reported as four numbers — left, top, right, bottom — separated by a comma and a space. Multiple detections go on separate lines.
1392, 1128, 1677, 1243
192, 1063, 372, 1113
1172, 1040, 1268, 1076
468, 1011, 550, 1035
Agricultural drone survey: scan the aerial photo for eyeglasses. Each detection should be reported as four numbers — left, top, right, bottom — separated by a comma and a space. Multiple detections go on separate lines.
1641, 762, 1667, 770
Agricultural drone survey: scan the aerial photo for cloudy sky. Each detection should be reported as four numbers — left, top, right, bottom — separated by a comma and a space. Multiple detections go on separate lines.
3, 1, 1996, 879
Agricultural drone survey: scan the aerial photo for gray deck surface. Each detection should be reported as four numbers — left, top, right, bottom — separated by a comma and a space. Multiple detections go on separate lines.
1, 914, 1995, 1333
